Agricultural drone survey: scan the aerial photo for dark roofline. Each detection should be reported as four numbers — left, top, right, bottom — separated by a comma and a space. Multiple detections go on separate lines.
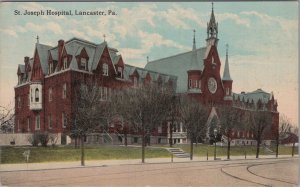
148, 47, 206, 64
125, 64, 177, 79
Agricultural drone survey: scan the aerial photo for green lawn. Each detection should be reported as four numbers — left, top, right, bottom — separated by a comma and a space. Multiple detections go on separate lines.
0, 144, 297, 164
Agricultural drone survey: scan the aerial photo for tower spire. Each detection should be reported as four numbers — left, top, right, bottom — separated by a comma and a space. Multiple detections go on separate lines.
206, 2, 218, 46
223, 44, 232, 81
36, 35, 39, 44
192, 29, 196, 51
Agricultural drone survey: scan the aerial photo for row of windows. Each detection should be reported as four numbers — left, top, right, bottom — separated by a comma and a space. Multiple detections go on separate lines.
17, 113, 67, 132
48, 83, 67, 102
188, 79, 201, 89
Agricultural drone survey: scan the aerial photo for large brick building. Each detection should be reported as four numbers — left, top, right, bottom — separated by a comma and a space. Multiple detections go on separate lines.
15, 6, 279, 145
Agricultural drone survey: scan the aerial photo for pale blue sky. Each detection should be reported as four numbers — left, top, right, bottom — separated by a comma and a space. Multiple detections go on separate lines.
0, 2, 298, 125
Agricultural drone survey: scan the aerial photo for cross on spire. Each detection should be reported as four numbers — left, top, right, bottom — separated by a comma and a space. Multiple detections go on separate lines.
36, 35, 39, 44
212, 2, 214, 11
103, 34, 106, 42
226, 43, 229, 56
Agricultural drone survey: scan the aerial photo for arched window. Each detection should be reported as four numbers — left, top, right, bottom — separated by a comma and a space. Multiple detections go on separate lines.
35, 88, 39, 102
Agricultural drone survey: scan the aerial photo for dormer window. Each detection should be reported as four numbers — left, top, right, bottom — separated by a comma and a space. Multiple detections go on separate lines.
35, 88, 39, 102
226, 88, 230, 95
81, 58, 87, 70
117, 67, 122, 78
103, 63, 108, 76
18, 75, 22, 84
63, 57, 68, 70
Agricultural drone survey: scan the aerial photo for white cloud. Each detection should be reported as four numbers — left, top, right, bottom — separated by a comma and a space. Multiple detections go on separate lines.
25, 22, 63, 35
217, 13, 250, 27
0, 29, 18, 38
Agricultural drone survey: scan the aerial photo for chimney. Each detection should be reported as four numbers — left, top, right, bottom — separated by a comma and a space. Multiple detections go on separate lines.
24, 56, 29, 64
58, 39, 64, 66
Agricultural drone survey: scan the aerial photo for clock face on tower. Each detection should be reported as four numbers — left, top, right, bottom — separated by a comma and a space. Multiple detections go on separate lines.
208, 77, 217, 94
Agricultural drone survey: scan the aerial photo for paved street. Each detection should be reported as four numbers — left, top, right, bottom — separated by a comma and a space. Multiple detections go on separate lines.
0, 157, 298, 186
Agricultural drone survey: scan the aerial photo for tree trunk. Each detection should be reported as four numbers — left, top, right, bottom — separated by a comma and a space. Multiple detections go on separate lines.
190, 138, 193, 160
227, 140, 231, 160
292, 142, 295, 157
169, 122, 173, 147
142, 133, 145, 163
124, 133, 128, 147
276, 139, 279, 158
80, 135, 85, 166
256, 138, 260, 158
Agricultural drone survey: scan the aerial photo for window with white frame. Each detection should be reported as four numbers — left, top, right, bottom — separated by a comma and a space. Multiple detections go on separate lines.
81, 58, 87, 70
103, 63, 108, 76
35, 114, 40, 130
199, 80, 201, 89
195, 80, 198, 88
62, 83, 67, 99
48, 114, 52, 129
103, 87, 108, 100
189, 79, 192, 88
226, 88, 229, 95
49, 88, 52, 102
27, 117, 30, 131
62, 112, 67, 128
63, 57, 68, 70
49, 63, 53, 74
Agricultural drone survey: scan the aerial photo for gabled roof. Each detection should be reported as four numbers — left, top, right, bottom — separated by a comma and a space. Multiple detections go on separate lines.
36, 43, 53, 74
145, 47, 206, 93
91, 42, 107, 71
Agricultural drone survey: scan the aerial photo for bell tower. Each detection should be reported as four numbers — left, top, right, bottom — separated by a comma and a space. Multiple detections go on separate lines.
206, 2, 219, 47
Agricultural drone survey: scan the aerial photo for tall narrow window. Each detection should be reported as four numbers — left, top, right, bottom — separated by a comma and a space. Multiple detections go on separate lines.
188, 79, 192, 88
63, 57, 68, 70
18, 75, 22, 84
27, 117, 30, 131
35, 114, 40, 130
81, 58, 87, 70
49, 88, 52, 102
17, 120, 20, 132
103, 63, 108, 76
199, 80, 201, 89
195, 80, 198, 88
62, 83, 67, 99
226, 88, 229, 95
35, 88, 39, 102
48, 114, 52, 129
62, 112, 66, 128
17, 96, 21, 108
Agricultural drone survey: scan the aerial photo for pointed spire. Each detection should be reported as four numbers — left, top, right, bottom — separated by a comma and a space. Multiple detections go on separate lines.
206, 2, 218, 46
192, 29, 196, 50
223, 44, 232, 81
36, 35, 39, 44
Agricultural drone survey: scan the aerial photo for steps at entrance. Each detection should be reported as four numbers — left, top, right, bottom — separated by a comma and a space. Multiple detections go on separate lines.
166, 148, 190, 158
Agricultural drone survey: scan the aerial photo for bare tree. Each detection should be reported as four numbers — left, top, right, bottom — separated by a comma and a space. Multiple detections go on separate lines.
219, 105, 241, 159
246, 109, 272, 158
113, 83, 173, 163
0, 103, 15, 133
179, 95, 209, 160
71, 80, 111, 166
273, 114, 292, 158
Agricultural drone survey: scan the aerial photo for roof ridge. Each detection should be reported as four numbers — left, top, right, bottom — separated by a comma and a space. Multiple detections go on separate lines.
125, 64, 177, 78
148, 47, 206, 64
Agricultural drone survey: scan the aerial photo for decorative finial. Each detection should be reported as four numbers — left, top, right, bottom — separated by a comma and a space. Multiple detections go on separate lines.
103, 34, 106, 42
147, 56, 149, 63
226, 44, 229, 56
36, 35, 39, 44
193, 29, 196, 50
212, 2, 214, 11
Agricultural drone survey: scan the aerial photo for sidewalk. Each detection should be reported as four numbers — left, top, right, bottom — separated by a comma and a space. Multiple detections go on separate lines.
0, 155, 297, 172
